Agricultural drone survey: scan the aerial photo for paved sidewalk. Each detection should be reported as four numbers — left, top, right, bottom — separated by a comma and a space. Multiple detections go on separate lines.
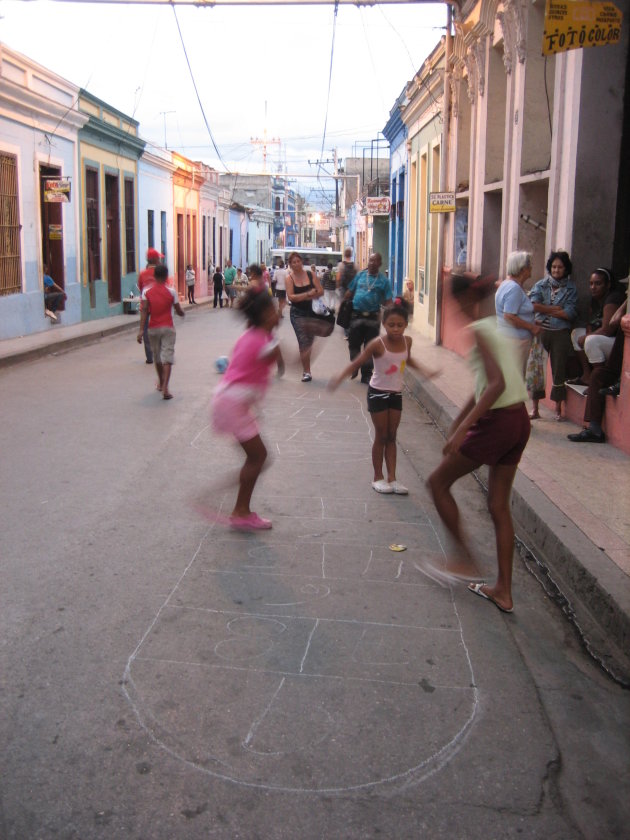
1, 305, 629, 676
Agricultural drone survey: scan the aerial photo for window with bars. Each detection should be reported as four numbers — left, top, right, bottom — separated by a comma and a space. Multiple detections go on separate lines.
124, 178, 135, 274
85, 167, 101, 284
160, 211, 167, 262
0, 153, 23, 297
147, 209, 154, 250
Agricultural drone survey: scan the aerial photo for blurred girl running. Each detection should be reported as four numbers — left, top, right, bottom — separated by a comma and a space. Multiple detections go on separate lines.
209, 282, 284, 530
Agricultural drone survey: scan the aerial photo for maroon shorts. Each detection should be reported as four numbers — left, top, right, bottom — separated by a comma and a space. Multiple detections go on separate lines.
459, 403, 531, 466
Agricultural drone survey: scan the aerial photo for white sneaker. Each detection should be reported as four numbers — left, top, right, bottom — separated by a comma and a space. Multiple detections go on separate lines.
390, 481, 408, 495
45, 309, 58, 322
372, 479, 393, 494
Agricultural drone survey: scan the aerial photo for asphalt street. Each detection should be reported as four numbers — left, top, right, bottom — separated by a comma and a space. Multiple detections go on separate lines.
1, 305, 628, 839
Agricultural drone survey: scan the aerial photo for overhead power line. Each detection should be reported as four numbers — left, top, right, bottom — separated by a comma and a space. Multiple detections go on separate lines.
171, 5, 230, 171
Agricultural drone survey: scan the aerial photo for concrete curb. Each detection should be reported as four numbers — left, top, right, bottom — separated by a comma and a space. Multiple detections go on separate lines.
0, 299, 213, 370
0, 320, 140, 369
404, 368, 630, 675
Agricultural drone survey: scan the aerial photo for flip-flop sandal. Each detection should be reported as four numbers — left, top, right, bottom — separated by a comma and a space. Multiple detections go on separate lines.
414, 560, 485, 588
468, 582, 513, 613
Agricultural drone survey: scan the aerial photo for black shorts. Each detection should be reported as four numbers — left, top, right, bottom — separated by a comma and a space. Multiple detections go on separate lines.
367, 386, 403, 414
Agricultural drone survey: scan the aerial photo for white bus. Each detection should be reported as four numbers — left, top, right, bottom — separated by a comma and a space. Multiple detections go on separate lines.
270, 247, 343, 277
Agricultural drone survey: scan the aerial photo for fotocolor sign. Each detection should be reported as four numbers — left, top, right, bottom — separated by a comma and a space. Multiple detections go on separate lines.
543, 0, 622, 55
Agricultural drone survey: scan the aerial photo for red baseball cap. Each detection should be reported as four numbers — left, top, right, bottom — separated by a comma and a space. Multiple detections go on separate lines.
146, 248, 164, 262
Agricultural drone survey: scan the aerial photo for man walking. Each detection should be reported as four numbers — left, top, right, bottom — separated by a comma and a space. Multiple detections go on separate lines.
137, 248, 163, 364
223, 259, 236, 308
137, 264, 185, 400
213, 265, 225, 309
345, 252, 392, 383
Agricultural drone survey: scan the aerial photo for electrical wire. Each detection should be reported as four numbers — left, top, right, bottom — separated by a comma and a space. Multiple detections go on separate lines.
315, 0, 339, 207
171, 4, 230, 172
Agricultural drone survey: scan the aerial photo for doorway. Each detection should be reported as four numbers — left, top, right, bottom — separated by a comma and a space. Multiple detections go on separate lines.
176, 212, 185, 296
39, 164, 65, 309
105, 173, 121, 303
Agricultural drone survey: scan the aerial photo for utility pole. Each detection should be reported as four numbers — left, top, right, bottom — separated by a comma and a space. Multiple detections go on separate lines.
159, 111, 175, 150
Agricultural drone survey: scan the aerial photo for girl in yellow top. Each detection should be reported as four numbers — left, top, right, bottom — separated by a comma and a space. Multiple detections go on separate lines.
426, 273, 531, 613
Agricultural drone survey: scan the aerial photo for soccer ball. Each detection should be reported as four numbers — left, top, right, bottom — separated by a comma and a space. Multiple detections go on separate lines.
215, 355, 229, 374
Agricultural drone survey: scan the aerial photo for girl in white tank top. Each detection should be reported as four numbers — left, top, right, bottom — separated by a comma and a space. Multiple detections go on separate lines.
329, 301, 438, 495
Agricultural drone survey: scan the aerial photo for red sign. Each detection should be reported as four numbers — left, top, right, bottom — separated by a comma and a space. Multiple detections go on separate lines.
365, 197, 391, 215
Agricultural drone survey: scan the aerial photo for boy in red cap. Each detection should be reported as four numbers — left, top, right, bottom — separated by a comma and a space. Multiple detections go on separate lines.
137, 248, 164, 363
137, 264, 185, 400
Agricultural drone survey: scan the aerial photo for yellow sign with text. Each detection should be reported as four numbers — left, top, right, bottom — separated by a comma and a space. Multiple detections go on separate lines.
429, 192, 456, 213
543, 0, 622, 55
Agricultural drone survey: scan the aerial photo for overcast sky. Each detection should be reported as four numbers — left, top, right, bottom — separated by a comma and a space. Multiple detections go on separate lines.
1, 0, 445, 206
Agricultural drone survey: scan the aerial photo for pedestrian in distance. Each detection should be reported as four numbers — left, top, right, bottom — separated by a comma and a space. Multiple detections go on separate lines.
425, 272, 532, 614
223, 259, 237, 307
329, 300, 438, 495
336, 246, 357, 338
285, 251, 326, 382
273, 259, 288, 318
207, 287, 285, 531
137, 248, 163, 364
212, 265, 225, 309
322, 262, 337, 311
137, 264, 185, 400
43, 264, 67, 322
185, 264, 196, 304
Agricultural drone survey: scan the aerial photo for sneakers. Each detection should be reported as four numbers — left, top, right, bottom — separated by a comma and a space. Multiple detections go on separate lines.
389, 480, 409, 495
301, 372, 312, 382
229, 512, 273, 531
45, 309, 57, 322
372, 479, 409, 494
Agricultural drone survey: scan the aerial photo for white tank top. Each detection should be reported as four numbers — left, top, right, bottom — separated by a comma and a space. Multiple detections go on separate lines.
370, 338, 409, 391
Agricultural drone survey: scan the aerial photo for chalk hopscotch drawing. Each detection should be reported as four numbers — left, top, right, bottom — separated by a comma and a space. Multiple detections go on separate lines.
122, 387, 479, 793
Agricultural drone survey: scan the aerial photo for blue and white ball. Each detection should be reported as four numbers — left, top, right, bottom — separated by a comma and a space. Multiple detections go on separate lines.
215, 355, 229, 374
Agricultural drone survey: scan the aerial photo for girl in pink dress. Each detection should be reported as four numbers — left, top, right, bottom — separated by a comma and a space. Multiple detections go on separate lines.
211, 285, 284, 530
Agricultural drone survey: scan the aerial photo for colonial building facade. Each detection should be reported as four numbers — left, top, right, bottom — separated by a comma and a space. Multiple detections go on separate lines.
0, 45, 87, 339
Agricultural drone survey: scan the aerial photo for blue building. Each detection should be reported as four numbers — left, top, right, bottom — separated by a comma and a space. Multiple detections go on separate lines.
382, 89, 409, 298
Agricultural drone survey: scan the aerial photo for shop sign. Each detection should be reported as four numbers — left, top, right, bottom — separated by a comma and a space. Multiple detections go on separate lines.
429, 192, 456, 213
365, 196, 391, 215
543, 0, 622, 55
44, 178, 72, 203
48, 224, 63, 240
